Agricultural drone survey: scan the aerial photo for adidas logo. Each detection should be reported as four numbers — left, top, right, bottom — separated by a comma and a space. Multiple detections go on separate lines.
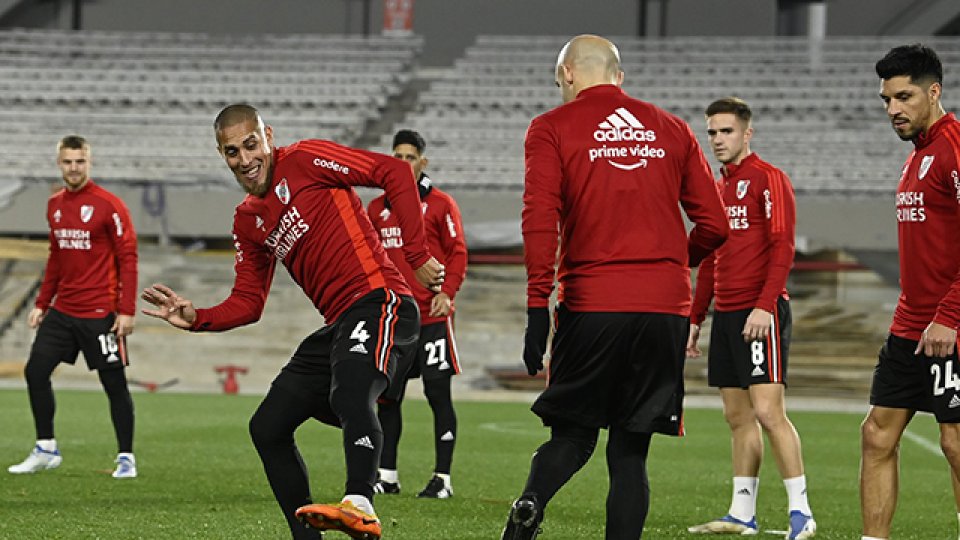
751, 366, 765, 377
350, 343, 368, 354
440, 431, 455, 442
354, 436, 374, 450
736, 488, 752, 496
949, 394, 960, 409
593, 107, 657, 142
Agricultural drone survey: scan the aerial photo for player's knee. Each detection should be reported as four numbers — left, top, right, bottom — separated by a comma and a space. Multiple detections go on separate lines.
423, 378, 451, 407
551, 423, 599, 464
860, 416, 898, 457
331, 388, 374, 424
248, 410, 281, 448
939, 430, 960, 465
753, 406, 788, 432
98, 369, 130, 397
24, 357, 54, 385
249, 399, 296, 446
722, 407, 756, 430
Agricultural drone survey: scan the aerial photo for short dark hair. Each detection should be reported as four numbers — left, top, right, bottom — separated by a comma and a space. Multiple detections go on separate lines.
214, 103, 261, 132
392, 129, 426, 154
875, 43, 943, 85
705, 97, 752, 124
58, 135, 88, 152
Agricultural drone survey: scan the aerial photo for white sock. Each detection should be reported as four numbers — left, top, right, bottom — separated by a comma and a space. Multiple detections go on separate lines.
36, 439, 57, 452
435, 472, 451, 488
728, 476, 758, 522
784, 475, 812, 515
378, 468, 398, 484
342, 494, 375, 516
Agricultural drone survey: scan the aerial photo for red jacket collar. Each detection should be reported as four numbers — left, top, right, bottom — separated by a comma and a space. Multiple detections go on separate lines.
914, 112, 956, 150
720, 152, 759, 179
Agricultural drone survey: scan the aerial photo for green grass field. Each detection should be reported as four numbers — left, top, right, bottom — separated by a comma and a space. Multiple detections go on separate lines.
0, 388, 955, 539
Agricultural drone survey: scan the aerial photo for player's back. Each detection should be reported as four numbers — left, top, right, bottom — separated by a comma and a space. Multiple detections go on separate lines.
525, 84, 719, 314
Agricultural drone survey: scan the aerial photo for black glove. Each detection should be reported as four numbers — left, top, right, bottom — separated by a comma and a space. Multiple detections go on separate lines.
522, 307, 550, 376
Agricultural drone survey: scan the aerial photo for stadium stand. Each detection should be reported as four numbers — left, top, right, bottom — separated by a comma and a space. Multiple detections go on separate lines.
0, 28, 423, 186
0, 240, 46, 377
4, 29, 958, 195
386, 35, 960, 194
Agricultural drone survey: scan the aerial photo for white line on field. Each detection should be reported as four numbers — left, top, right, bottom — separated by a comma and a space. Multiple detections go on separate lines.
903, 429, 943, 457
478, 422, 609, 440
478, 422, 543, 436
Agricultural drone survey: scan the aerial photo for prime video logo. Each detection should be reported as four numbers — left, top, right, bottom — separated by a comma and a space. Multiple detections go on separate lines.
588, 107, 665, 170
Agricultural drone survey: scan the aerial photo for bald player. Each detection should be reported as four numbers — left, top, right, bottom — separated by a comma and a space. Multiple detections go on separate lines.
501, 35, 728, 540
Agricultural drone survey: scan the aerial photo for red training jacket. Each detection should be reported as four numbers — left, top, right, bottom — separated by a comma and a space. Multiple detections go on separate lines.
891, 113, 960, 340
36, 180, 138, 318
691, 153, 796, 324
368, 181, 468, 326
523, 84, 728, 315
191, 140, 430, 331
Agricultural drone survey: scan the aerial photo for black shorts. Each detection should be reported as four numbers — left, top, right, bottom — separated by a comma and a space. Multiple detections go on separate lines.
531, 304, 688, 436
29, 308, 128, 371
271, 289, 419, 425
406, 319, 462, 380
707, 296, 791, 389
870, 334, 960, 423
382, 318, 461, 402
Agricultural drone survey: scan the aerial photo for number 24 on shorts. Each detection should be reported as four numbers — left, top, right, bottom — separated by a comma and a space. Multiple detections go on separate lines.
931, 360, 960, 396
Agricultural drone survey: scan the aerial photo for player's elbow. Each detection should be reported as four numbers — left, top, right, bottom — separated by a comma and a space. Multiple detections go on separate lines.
709, 221, 731, 247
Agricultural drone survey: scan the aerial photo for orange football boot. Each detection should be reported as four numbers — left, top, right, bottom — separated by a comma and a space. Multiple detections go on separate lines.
296, 500, 382, 539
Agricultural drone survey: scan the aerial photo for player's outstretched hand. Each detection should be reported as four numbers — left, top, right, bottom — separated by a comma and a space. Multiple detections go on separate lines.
523, 307, 550, 376
141, 283, 197, 330
415, 257, 445, 293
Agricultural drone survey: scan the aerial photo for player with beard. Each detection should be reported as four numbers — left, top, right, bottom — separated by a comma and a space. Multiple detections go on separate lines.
861, 44, 960, 540
369, 129, 468, 500
141, 104, 444, 540
8, 135, 138, 480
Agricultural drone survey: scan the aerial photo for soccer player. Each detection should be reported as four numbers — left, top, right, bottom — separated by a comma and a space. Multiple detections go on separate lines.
7, 135, 139, 479
140, 104, 444, 540
686, 97, 815, 539
861, 44, 960, 540
369, 129, 467, 499
501, 35, 728, 540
